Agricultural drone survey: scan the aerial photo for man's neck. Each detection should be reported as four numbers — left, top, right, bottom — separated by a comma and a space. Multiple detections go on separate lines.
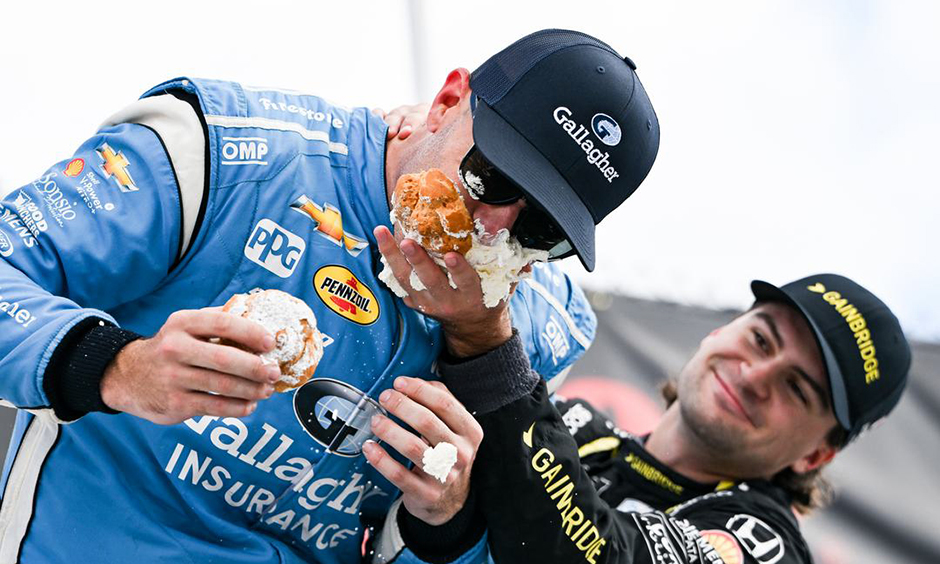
644, 406, 736, 484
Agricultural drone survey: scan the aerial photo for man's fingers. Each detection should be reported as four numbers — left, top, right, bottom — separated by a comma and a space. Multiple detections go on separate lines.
185, 392, 257, 418
374, 226, 420, 293
176, 338, 280, 384
400, 239, 450, 295
183, 367, 274, 401
396, 125, 413, 140
363, 440, 432, 495
442, 252, 482, 294
172, 309, 275, 353
370, 412, 437, 468
393, 377, 481, 443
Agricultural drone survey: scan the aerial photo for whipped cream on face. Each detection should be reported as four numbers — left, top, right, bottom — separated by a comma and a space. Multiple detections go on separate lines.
378, 223, 549, 308
467, 222, 549, 308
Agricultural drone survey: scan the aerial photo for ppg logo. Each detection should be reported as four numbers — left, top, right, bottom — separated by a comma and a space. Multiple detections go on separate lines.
221, 137, 269, 166
591, 113, 622, 147
294, 379, 386, 457
244, 218, 305, 278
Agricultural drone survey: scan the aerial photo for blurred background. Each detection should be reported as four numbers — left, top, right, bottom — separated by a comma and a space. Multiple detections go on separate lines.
1, 1, 937, 562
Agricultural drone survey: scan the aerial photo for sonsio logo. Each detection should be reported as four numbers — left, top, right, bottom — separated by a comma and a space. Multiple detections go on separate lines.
553, 107, 621, 183
244, 219, 306, 278
96, 143, 139, 192
0, 231, 13, 257
290, 195, 368, 257
32, 172, 77, 226
313, 265, 379, 325
591, 113, 622, 147
221, 136, 269, 166
64, 158, 85, 177
293, 378, 386, 457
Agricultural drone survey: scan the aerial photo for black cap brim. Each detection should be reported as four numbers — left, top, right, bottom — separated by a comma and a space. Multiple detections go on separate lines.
751, 280, 853, 431
472, 101, 597, 271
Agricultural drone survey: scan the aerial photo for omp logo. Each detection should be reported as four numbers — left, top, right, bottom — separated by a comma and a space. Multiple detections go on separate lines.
96, 143, 139, 192
726, 514, 784, 564
244, 219, 306, 278
0, 231, 12, 257
221, 137, 269, 166
64, 158, 85, 177
313, 266, 379, 325
541, 314, 570, 366
293, 378, 385, 457
553, 107, 621, 184
591, 113, 621, 146
290, 195, 368, 257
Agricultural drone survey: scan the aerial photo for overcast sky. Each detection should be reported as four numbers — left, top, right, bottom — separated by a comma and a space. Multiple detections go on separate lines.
2, 0, 937, 341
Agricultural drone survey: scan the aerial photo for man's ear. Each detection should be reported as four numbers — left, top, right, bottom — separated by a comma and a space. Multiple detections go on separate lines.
790, 440, 837, 474
427, 68, 471, 133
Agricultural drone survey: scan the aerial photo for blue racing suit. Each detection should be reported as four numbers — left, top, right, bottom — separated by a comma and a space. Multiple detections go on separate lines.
0, 78, 597, 563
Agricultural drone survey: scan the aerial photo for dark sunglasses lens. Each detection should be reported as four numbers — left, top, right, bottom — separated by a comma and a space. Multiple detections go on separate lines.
513, 206, 573, 259
459, 148, 524, 205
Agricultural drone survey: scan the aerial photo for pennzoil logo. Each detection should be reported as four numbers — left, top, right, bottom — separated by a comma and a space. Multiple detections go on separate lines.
313, 265, 379, 325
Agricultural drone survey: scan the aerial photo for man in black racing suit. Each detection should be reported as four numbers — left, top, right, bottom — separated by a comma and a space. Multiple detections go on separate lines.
368, 273, 911, 564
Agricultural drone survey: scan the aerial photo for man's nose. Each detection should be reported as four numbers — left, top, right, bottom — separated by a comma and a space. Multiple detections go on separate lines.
472, 199, 526, 242
739, 359, 777, 402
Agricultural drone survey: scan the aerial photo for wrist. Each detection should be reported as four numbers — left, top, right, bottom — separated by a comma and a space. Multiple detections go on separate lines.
100, 338, 146, 412
442, 310, 512, 358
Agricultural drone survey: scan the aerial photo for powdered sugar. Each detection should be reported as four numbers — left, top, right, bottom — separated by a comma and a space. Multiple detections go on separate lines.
226, 289, 324, 388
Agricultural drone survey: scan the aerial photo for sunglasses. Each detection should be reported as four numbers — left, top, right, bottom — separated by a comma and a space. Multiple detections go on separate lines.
457, 143, 574, 260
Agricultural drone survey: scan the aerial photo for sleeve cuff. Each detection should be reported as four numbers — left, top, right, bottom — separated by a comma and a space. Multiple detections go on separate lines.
438, 330, 539, 414
43, 318, 142, 421
398, 492, 485, 564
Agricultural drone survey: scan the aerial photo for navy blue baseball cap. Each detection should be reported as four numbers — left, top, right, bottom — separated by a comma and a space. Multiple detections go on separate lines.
752, 274, 912, 443
469, 29, 660, 271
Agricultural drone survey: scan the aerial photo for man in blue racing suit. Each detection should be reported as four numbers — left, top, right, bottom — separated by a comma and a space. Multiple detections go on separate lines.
0, 29, 659, 563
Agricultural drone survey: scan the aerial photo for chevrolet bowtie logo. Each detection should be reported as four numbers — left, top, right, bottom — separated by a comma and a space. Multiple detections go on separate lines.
96, 143, 139, 192
290, 195, 368, 257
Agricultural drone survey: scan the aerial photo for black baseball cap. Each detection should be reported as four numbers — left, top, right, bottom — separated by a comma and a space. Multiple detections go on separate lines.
469, 29, 660, 271
751, 274, 912, 443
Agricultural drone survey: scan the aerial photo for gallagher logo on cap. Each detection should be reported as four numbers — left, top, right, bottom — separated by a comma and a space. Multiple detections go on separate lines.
591, 113, 622, 147
313, 265, 379, 325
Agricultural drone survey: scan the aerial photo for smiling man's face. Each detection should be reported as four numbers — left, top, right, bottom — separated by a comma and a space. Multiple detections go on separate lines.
675, 302, 839, 478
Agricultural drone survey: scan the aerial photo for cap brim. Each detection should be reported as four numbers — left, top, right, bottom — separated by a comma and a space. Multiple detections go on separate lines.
751, 280, 852, 430
472, 101, 596, 271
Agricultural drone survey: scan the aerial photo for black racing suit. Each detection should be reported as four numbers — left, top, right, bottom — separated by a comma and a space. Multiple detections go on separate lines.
398, 332, 814, 564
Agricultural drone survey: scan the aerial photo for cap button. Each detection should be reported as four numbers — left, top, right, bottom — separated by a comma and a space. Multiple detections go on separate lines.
623, 56, 637, 70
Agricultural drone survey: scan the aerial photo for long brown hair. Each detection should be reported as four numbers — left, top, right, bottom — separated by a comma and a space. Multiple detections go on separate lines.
659, 380, 846, 515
